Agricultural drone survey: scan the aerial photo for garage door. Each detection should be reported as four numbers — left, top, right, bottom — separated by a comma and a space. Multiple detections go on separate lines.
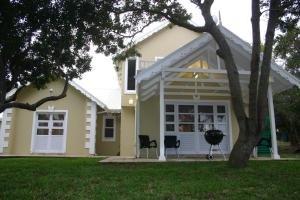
32, 112, 67, 153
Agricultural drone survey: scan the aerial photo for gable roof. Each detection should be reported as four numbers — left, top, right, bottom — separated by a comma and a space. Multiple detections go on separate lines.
136, 26, 300, 93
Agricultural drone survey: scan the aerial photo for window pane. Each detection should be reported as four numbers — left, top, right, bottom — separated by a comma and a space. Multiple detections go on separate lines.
166, 115, 174, 122
127, 59, 136, 90
166, 124, 174, 131
105, 119, 114, 127
217, 115, 226, 123
53, 114, 65, 120
178, 105, 194, 113
38, 122, 48, 127
105, 128, 114, 138
198, 124, 214, 132
37, 129, 49, 135
199, 115, 214, 123
53, 122, 63, 127
217, 124, 226, 133
179, 124, 194, 132
198, 105, 213, 113
165, 104, 174, 112
217, 106, 226, 113
179, 114, 194, 122
52, 129, 64, 135
38, 114, 50, 120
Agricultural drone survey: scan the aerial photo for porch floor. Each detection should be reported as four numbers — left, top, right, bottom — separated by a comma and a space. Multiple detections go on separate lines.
99, 155, 286, 163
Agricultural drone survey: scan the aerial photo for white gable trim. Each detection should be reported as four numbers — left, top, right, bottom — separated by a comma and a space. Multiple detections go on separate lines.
136, 26, 300, 90
68, 81, 111, 111
136, 33, 212, 83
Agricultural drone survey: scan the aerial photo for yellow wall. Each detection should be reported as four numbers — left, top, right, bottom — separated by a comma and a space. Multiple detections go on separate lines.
4, 80, 119, 156
95, 113, 121, 156
120, 107, 136, 157
118, 25, 201, 156
119, 25, 201, 107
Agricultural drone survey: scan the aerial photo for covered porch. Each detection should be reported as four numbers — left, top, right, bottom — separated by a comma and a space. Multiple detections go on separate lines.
134, 32, 284, 160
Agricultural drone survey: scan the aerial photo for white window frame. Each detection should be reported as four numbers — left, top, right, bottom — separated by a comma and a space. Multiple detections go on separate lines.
102, 115, 116, 142
155, 56, 164, 62
31, 110, 68, 154
124, 57, 139, 94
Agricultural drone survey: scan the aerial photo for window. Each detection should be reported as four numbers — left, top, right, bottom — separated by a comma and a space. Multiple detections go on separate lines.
125, 58, 138, 93
164, 103, 228, 134
178, 105, 195, 132
36, 112, 66, 136
165, 104, 175, 132
102, 115, 116, 141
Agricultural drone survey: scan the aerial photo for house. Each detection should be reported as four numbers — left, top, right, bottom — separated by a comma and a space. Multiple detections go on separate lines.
1, 24, 299, 159
0, 80, 121, 156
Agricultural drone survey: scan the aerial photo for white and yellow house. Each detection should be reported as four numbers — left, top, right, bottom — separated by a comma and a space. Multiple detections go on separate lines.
1, 24, 300, 159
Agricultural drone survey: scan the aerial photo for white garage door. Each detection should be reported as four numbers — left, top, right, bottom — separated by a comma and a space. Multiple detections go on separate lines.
32, 112, 67, 153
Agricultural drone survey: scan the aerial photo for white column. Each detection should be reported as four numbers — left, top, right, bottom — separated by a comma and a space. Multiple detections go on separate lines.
159, 73, 166, 161
268, 85, 280, 159
135, 85, 141, 158
89, 101, 97, 155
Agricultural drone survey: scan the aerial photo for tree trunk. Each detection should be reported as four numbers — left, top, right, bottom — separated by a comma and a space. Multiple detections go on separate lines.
228, 119, 259, 168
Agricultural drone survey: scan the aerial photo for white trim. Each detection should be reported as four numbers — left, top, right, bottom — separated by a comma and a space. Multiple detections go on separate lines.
89, 101, 97, 154
124, 57, 139, 94
164, 85, 229, 91
0, 110, 8, 153
164, 77, 249, 84
102, 115, 116, 142
268, 85, 280, 159
69, 81, 109, 111
164, 92, 230, 97
31, 110, 68, 154
141, 91, 156, 102
155, 56, 164, 61
159, 74, 166, 161
135, 86, 140, 158
163, 68, 251, 75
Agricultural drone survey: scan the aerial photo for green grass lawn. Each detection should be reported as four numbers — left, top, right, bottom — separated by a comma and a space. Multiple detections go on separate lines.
0, 158, 300, 200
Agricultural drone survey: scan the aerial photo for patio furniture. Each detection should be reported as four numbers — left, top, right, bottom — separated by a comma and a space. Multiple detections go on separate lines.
204, 129, 226, 160
256, 137, 273, 155
138, 135, 158, 159
164, 135, 180, 158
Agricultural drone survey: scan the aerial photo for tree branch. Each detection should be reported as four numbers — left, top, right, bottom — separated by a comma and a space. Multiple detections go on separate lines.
248, 0, 261, 134
0, 79, 69, 113
257, 0, 281, 132
4, 85, 25, 103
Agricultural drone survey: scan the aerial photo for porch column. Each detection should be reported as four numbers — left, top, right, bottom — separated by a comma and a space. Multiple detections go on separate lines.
268, 85, 280, 159
159, 73, 166, 161
135, 85, 140, 158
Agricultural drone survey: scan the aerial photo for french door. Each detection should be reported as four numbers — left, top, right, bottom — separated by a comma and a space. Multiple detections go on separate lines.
32, 112, 67, 153
165, 103, 230, 154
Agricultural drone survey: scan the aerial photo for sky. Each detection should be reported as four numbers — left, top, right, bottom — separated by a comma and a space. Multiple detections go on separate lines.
75, 0, 268, 109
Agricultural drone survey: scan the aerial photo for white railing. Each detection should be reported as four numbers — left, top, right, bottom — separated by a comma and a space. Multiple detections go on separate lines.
139, 59, 155, 70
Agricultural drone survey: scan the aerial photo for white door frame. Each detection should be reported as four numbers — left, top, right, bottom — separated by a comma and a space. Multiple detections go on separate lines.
164, 99, 233, 154
31, 110, 68, 154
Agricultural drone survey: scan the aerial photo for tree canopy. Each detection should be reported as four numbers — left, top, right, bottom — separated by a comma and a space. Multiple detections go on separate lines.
0, 0, 165, 112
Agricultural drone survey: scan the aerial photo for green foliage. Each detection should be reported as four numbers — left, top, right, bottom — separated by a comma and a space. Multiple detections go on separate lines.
273, 0, 300, 145
1, 0, 187, 93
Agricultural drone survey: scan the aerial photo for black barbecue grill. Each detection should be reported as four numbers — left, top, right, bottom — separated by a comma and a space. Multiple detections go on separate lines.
204, 129, 226, 160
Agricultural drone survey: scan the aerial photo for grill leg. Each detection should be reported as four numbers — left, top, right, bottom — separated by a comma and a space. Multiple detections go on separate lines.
209, 145, 213, 156
218, 144, 226, 160
146, 148, 149, 159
